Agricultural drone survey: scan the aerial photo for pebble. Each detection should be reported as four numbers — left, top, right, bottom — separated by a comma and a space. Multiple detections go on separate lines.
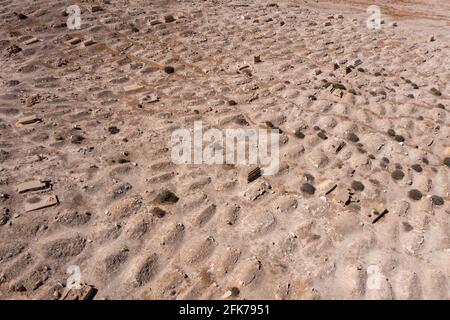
164, 15, 176, 23
164, 66, 175, 74
152, 207, 167, 218
300, 183, 316, 195
391, 170, 405, 180
394, 135, 405, 143
430, 88, 441, 96
108, 126, 120, 134
347, 132, 359, 142
430, 195, 444, 206
294, 129, 305, 139
408, 189, 422, 201
156, 189, 179, 203
351, 181, 364, 192
443, 157, 450, 168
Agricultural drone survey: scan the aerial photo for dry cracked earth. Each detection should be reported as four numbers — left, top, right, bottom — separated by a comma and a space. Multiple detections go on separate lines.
0, 0, 449, 300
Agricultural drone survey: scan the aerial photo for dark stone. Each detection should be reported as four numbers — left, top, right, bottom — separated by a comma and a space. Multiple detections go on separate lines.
300, 183, 315, 195
430, 88, 441, 96
408, 189, 422, 201
163, 66, 174, 74
317, 131, 328, 140
411, 164, 422, 172
294, 130, 305, 139
164, 15, 175, 23
152, 207, 167, 218
387, 129, 396, 137
391, 170, 404, 180
0, 208, 10, 226
6, 45, 22, 56
230, 287, 240, 297
70, 135, 85, 144
444, 157, 450, 168
402, 222, 413, 232
156, 190, 179, 204
15, 12, 28, 20
394, 135, 405, 142
430, 195, 444, 206
108, 126, 120, 134
347, 132, 359, 142
351, 181, 364, 191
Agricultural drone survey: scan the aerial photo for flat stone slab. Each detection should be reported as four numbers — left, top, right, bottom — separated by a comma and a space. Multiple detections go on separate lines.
66, 37, 82, 45
17, 115, 40, 125
62, 284, 97, 300
24, 194, 58, 212
24, 37, 39, 45
83, 39, 96, 47
123, 84, 144, 92
17, 180, 47, 193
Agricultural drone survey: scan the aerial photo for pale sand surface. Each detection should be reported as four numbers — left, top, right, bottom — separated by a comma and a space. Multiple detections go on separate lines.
0, 0, 449, 299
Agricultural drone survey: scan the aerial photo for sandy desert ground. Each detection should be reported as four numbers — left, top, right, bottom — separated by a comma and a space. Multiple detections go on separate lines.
0, 0, 449, 300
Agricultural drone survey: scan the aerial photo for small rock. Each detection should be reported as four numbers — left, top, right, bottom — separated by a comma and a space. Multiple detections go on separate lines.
351, 181, 364, 192
408, 189, 422, 201
391, 170, 405, 180
6, 45, 22, 56
14, 12, 28, 20
394, 135, 405, 143
164, 66, 175, 74
430, 88, 441, 96
108, 126, 120, 134
430, 195, 444, 206
164, 15, 175, 23
70, 135, 85, 144
347, 132, 359, 142
151, 207, 167, 218
155, 189, 179, 204
444, 157, 450, 168
300, 183, 315, 195
294, 129, 305, 139
90, 5, 103, 13
317, 131, 328, 140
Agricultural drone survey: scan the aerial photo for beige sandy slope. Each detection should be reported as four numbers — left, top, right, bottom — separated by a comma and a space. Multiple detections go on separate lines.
0, 0, 448, 299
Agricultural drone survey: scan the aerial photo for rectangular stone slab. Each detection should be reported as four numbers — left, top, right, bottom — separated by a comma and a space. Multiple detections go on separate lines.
66, 37, 82, 45
83, 39, 96, 47
62, 284, 97, 300
17, 180, 47, 193
17, 115, 40, 125
24, 37, 39, 45
123, 84, 144, 92
25, 194, 58, 212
